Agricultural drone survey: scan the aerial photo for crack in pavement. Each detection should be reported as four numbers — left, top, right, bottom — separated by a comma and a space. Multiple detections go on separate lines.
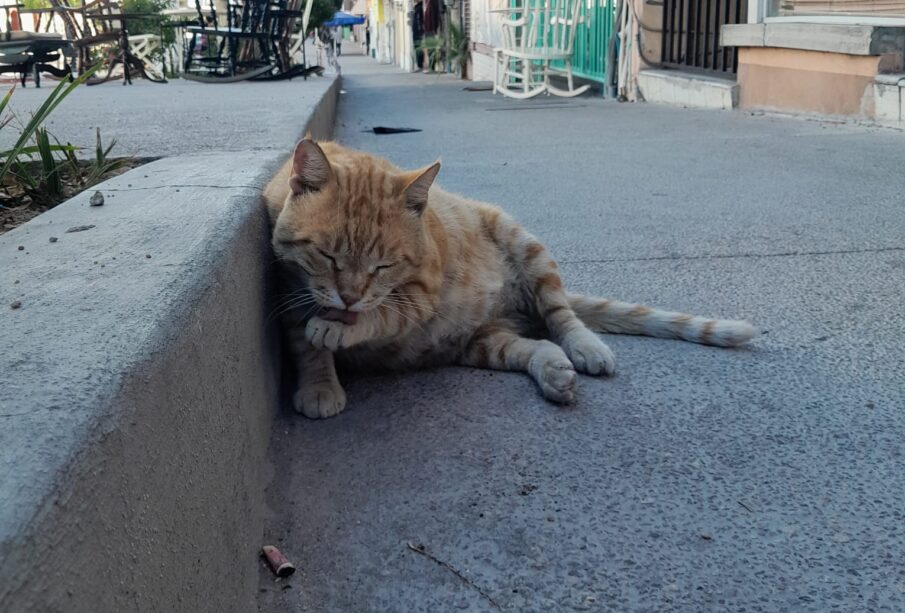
406, 542, 502, 610
558, 245, 905, 266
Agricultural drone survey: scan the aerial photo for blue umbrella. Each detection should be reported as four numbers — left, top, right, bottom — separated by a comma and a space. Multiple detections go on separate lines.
322, 11, 366, 27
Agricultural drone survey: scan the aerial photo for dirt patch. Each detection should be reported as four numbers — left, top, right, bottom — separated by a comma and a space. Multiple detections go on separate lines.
1, 157, 151, 235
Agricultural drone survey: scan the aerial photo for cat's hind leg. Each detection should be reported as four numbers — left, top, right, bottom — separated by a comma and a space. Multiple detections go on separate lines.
479, 207, 616, 376
460, 321, 578, 403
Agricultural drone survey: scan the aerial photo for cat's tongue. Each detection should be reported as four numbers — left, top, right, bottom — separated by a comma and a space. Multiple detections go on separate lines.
321, 308, 359, 325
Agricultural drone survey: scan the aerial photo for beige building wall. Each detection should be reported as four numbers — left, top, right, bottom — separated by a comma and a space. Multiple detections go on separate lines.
737, 48, 901, 117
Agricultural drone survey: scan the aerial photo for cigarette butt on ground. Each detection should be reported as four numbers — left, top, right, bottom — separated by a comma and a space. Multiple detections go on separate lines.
262, 545, 295, 578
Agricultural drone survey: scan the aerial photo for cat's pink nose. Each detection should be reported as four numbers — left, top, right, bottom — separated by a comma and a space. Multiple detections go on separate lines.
339, 292, 360, 308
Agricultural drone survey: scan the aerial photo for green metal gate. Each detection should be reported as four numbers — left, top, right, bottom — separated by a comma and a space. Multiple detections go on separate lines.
555, 0, 613, 83
514, 0, 614, 83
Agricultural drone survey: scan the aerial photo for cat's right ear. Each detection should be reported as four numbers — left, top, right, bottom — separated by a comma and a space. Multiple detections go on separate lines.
289, 139, 332, 195
401, 161, 441, 215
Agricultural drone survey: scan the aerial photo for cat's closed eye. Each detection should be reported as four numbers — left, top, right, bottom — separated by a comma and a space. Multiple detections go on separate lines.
317, 249, 342, 270
278, 236, 311, 246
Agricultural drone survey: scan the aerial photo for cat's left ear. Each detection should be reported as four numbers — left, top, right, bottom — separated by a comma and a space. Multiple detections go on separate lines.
402, 161, 441, 215
289, 139, 333, 195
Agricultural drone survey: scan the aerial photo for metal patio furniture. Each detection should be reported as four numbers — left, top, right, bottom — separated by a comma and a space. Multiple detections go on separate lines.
181, 0, 312, 82
0, 1, 73, 87
47, 0, 167, 85
493, 0, 590, 99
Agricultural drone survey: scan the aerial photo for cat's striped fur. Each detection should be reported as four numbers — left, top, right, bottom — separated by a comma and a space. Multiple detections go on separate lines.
264, 139, 756, 418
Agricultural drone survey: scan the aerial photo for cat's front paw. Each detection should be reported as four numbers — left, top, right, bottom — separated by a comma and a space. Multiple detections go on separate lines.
561, 329, 616, 376
539, 359, 578, 404
305, 316, 346, 352
293, 380, 347, 419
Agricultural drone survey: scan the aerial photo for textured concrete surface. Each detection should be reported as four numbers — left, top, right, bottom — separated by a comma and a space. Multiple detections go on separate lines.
638, 70, 738, 110
0, 76, 339, 611
260, 57, 905, 612
0, 73, 336, 157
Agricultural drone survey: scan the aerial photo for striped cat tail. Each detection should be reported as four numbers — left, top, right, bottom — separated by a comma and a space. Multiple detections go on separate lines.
567, 294, 757, 348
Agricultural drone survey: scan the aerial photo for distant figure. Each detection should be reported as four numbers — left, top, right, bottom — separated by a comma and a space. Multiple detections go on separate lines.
412, 0, 424, 70
421, 0, 439, 72
318, 28, 338, 71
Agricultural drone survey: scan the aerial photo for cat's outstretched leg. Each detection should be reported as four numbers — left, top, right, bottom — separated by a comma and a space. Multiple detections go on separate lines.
291, 342, 347, 419
460, 322, 578, 403
479, 207, 616, 376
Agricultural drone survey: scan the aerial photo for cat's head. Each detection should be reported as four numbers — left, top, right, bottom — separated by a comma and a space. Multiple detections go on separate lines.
272, 139, 440, 321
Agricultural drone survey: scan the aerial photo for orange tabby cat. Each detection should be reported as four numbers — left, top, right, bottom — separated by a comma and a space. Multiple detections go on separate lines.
263, 139, 756, 419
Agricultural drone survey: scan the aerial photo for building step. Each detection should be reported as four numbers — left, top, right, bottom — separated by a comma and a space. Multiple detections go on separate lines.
874, 73, 905, 126
638, 69, 739, 110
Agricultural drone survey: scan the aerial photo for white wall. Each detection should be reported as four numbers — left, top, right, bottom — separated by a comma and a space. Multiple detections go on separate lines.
469, 0, 508, 81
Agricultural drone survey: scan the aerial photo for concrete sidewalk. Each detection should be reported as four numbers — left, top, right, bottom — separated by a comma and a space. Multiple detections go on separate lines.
260, 57, 905, 612
0, 74, 340, 611
0, 74, 336, 158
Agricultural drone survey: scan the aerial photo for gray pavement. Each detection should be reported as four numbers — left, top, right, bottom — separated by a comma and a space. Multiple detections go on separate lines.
0, 72, 335, 157
259, 56, 905, 612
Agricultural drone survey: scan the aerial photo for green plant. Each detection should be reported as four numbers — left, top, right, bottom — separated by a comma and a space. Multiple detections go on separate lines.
416, 24, 470, 74
121, 0, 176, 49
306, 0, 343, 34
90, 128, 127, 184
417, 35, 444, 71
0, 66, 97, 184
9, 129, 126, 206
1, 64, 129, 209
5, 133, 66, 205
447, 23, 469, 74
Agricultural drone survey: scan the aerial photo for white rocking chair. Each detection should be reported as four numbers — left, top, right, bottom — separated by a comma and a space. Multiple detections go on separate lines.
493, 0, 590, 99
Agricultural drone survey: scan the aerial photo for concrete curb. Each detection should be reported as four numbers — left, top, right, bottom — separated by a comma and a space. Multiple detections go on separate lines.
0, 75, 340, 612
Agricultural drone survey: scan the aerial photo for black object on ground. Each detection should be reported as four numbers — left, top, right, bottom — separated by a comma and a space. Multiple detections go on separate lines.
370, 127, 423, 135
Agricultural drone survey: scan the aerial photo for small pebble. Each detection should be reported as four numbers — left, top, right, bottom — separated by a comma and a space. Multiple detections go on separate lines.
701, 533, 713, 540
145, 254, 152, 259
17, 245, 24, 251
49, 236, 58, 243
66, 225, 96, 233
89, 191, 104, 206
10, 300, 22, 310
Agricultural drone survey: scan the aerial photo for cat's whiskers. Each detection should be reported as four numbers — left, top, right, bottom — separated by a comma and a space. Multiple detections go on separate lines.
270, 292, 315, 312
378, 300, 428, 334
382, 295, 458, 328
268, 294, 319, 321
